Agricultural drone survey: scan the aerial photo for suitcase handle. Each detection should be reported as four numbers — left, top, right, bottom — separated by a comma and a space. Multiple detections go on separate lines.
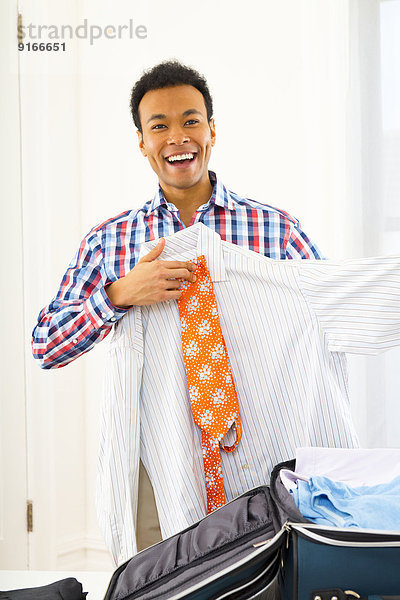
311, 589, 400, 600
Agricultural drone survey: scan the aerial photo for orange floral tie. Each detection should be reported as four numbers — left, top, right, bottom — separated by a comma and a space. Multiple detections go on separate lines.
177, 255, 242, 513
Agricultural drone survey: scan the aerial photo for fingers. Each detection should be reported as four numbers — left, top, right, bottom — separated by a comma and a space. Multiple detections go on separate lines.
165, 268, 197, 283
165, 279, 182, 290
138, 241, 196, 278
163, 260, 196, 272
162, 289, 186, 301
138, 238, 165, 263
163, 261, 197, 285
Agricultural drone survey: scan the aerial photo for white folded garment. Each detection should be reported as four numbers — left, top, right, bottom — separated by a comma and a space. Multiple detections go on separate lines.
294, 447, 400, 487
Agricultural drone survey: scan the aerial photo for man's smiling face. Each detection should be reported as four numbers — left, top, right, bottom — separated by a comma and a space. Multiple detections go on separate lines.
137, 84, 216, 193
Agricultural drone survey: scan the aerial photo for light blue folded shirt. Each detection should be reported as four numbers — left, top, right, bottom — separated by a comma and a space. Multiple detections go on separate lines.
293, 474, 400, 529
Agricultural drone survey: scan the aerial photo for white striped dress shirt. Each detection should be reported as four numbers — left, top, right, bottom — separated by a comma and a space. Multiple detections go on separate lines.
96, 222, 400, 565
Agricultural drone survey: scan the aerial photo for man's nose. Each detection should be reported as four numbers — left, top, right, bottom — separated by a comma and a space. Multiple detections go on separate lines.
167, 127, 190, 145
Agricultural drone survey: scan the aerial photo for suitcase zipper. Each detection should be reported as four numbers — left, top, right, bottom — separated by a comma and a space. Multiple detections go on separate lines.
288, 522, 400, 548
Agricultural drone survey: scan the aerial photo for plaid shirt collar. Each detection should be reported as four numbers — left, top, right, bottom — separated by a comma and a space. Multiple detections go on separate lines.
145, 171, 236, 217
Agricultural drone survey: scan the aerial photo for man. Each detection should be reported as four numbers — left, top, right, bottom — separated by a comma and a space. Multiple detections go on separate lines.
32, 60, 322, 368
32, 60, 323, 555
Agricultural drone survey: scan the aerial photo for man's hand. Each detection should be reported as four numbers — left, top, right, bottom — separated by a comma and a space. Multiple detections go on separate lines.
105, 238, 197, 308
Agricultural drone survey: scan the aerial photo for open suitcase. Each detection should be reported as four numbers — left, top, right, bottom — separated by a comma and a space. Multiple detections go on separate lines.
103, 458, 400, 600
271, 460, 400, 600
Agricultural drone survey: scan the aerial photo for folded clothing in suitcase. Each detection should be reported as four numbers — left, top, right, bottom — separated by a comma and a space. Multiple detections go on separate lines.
271, 459, 400, 600
103, 486, 285, 600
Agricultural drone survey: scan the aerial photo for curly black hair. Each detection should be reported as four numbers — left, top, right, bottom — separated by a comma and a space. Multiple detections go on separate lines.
130, 60, 213, 132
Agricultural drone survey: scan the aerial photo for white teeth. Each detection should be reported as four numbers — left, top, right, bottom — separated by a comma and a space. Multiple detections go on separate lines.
167, 153, 194, 163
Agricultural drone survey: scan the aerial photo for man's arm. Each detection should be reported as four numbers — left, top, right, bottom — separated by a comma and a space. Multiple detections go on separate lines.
32, 233, 196, 369
285, 221, 325, 260
31, 230, 129, 369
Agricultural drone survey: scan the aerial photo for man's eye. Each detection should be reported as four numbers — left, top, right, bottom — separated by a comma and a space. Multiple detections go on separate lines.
152, 124, 166, 130
185, 119, 199, 125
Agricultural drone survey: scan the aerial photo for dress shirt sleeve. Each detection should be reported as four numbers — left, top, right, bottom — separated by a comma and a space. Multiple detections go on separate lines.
31, 229, 129, 369
297, 256, 400, 354
285, 221, 325, 259
96, 308, 143, 565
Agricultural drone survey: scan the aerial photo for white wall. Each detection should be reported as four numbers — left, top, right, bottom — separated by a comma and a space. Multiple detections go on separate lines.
6, 0, 399, 569
0, 0, 28, 569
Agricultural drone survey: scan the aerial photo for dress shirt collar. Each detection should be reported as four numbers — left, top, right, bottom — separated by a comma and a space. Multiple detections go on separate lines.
145, 171, 236, 217
139, 222, 227, 282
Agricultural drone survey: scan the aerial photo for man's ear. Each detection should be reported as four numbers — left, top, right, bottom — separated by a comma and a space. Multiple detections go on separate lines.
137, 129, 147, 157
209, 118, 216, 147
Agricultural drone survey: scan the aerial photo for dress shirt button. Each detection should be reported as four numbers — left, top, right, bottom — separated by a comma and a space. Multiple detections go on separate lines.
101, 312, 107, 318
242, 463, 249, 470
72, 338, 78, 344
110, 317, 116, 322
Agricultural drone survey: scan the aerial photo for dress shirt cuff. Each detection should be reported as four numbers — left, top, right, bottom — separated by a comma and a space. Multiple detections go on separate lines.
84, 285, 131, 329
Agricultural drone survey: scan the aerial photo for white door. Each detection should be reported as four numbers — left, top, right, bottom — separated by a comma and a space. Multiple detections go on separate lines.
0, 0, 29, 569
